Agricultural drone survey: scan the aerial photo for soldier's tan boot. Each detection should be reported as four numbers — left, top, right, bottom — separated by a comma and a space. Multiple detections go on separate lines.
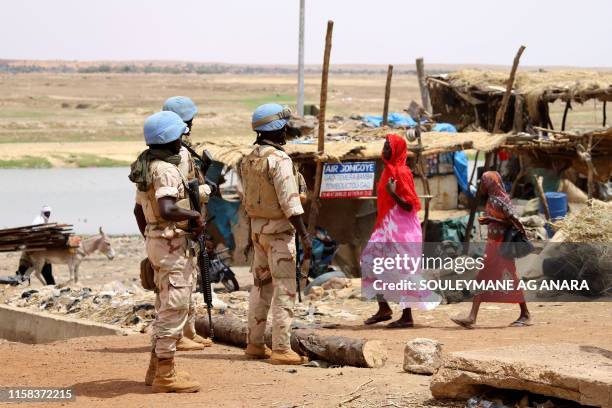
176, 336, 207, 351
270, 349, 307, 365
190, 334, 213, 347
244, 343, 272, 359
145, 352, 158, 386
145, 352, 192, 386
151, 358, 200, 393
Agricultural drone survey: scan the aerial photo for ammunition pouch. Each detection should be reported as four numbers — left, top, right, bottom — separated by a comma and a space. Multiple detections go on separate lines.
140, 257, 158, 292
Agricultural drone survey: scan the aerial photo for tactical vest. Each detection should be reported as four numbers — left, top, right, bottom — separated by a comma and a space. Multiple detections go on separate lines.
240, 146, 285, 220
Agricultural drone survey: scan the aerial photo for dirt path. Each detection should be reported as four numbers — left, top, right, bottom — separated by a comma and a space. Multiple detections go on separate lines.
1, 237, 610, 407
1, 301, 610, 408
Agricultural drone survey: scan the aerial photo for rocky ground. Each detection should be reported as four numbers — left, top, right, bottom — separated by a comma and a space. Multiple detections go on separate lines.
0, 236, 610, 407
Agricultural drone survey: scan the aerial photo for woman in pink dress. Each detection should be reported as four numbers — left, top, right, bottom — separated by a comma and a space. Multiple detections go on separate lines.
362, 134, 439, 328
451, 171, 531, 329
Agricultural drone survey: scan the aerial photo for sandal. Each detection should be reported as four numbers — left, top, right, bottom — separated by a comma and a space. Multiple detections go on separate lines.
451, 317, 475, 329
386, 320, 414, 329
509, 319, 532, 327
364, 314, 392, 325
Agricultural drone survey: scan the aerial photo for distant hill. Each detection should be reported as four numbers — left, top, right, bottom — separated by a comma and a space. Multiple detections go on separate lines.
1, 59, 609, 75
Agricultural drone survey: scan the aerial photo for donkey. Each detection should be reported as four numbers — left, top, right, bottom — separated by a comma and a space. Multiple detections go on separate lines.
24, 227, 115, 285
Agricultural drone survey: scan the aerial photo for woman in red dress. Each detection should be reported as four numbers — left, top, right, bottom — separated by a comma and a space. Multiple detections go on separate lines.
451, 171, 531, 329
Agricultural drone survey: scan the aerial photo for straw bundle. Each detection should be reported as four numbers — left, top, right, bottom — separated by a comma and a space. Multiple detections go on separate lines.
554, 200, 612, 242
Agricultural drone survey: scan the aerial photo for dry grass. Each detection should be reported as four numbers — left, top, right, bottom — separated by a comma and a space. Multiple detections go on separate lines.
0, 72, 606, 167
555, 200, 612, 241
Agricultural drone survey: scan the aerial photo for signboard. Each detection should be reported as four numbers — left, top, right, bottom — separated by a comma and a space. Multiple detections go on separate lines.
320, 161, 376, 198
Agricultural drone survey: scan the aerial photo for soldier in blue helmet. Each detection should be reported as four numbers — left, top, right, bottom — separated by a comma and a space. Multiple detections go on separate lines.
129, 111, 202, 393
163, 96, 198, 146
162, 96, 215, 351
239, 103, 312, 365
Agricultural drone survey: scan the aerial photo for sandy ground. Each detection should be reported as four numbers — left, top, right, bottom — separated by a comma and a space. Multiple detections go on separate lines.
0, 301, 610, 408
0, 237, 611, 407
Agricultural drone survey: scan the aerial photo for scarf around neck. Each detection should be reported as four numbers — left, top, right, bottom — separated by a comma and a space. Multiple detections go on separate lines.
128, 148, 181, 191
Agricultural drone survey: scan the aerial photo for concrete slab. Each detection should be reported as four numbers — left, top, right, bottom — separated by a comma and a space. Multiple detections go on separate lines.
0, 304, 128, 344
430, 343, 612, 407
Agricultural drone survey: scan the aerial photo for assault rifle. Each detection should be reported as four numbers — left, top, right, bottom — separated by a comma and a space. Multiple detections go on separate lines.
186, 149, 215, 338
181, 142, 217, 193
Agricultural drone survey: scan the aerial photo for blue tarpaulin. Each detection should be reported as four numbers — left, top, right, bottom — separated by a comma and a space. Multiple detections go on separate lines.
363, 112, 417, 128
432, 123, 471, 196
207, 196, 240, 250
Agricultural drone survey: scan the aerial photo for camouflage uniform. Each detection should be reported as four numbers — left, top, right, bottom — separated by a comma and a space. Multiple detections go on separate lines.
135, 159, 193, 359
240, 145, 304, 351
177, 147, 201, 340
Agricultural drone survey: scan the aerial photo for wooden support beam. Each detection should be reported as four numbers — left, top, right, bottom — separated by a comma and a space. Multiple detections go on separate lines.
464, 152, 493, 249
415, 58, 432, 112
603, 101, 607, 127
587, 135, 594, 200
576, 141, 597, 200
382, 64, 393, 126
533, 126, 583, 139
493, 45, 526, 133
512, 95, 524, 132
535, 176, 551, 221
561, 100, 572, 131
307, 20, 333, 235
510, 153, 526, 198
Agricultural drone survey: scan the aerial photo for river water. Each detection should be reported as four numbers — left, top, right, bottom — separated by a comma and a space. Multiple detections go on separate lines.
1, 159, 483, 235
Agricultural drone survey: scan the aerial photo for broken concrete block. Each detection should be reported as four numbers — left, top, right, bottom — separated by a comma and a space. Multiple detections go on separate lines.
403, 338, 443, 375
430, 343, 612, 407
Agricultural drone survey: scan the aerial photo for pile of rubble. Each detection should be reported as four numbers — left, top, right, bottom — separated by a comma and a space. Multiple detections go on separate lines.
0, 276, 367, 333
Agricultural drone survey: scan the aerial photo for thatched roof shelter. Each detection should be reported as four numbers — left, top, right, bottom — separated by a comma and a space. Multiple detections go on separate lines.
203, 131, 505, 169
427, 70, 612, 132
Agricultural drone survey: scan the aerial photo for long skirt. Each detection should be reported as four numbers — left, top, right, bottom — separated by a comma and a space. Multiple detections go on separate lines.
361, 205, 440, 310
475, 236, 525, 303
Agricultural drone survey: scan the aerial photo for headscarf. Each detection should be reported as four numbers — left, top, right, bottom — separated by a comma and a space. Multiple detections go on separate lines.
375, 134, 421, 228
480, 171, 512, 221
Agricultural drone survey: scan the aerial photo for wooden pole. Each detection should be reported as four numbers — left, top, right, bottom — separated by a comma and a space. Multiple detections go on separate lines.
415, 58, 431, 112
296, 0, 306, 116
587, 135, 594, 200
493, 45, 526, 133
509, 153, 526, 198
307, 20, 333, 235
535, 176, 551, 221
512, 95, 524, 132
603, 101, 607, 127
463, 152, 493, 249
561, 100, 572, 131
382, 64, 393, 126
195, 316, 387, 368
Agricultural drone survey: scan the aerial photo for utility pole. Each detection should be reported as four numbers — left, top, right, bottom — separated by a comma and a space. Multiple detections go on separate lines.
297, 0, 305, 116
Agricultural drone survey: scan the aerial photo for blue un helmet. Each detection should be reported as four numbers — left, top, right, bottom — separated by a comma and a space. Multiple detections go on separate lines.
252, 103, 292, 132
162, 96, 198, 122
143, 111, 187, 146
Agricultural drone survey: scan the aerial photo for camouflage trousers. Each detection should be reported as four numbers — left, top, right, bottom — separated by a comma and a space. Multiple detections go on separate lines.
183, 268, 198, 339
146, 236, 194, 358
247, 230, 297, 351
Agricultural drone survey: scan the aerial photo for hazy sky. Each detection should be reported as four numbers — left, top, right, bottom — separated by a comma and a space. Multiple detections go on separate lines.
2, 0, 611, 67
